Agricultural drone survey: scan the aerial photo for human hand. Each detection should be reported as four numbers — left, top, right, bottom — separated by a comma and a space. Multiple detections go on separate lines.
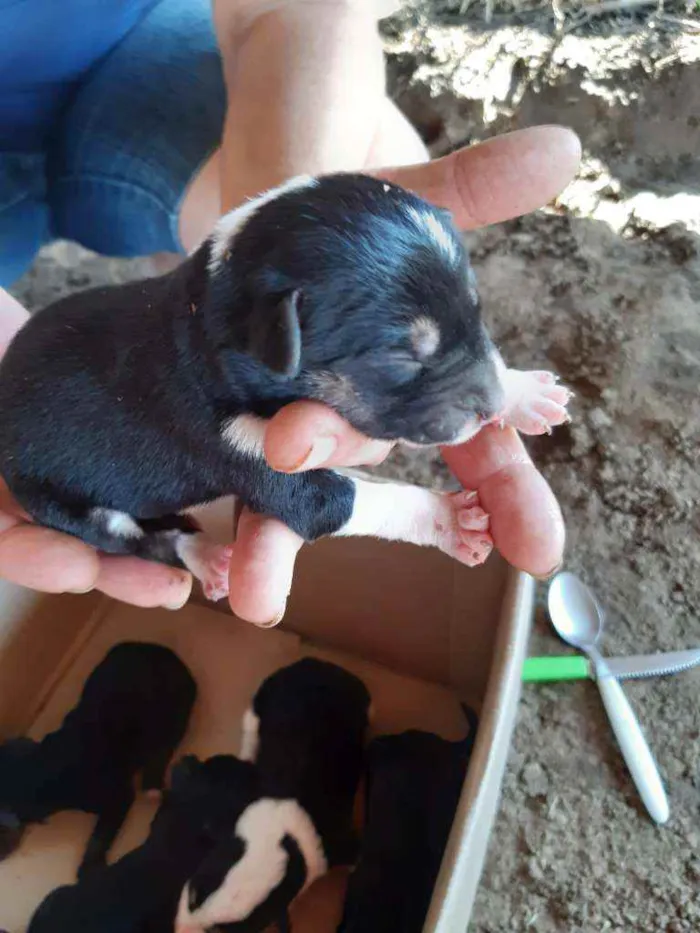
228, 126, 581, 625
0, 291, 193, 609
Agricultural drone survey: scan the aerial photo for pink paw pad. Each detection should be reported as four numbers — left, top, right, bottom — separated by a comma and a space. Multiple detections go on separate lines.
503, 370, 573, 436
531, 370, 557, 385
200, 544, 233, 602
458, 506, 490, 533
458, 535, 494, 567
443, 491, 494, 568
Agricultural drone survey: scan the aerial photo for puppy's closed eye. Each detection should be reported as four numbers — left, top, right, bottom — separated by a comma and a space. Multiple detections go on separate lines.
362, 349, 423, 385
386, 351, 424, 384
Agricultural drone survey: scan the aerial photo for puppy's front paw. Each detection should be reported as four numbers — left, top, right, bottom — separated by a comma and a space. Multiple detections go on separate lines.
437, 491, 494, 568
497, 369, 572, 435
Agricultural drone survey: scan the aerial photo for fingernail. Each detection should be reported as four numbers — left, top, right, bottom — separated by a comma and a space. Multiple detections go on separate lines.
68, 584, 94, 595
362, 440, 393, 466
286, 436, 338, 472
533, 560, 563, 582
164, 576, 193, 610
255, 604, 287, 629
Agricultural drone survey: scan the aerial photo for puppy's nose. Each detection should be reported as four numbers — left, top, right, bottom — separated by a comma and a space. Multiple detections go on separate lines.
480, 380, 506, 424
478, 402, 506, 426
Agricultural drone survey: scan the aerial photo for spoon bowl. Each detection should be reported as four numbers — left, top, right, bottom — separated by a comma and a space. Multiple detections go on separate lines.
548, 572, 603, 651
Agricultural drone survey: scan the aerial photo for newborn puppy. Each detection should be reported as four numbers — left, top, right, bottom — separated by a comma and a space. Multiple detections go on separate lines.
337, 706, 479, 933
0, 642, 196, 877
27, 755, 260, 933
0, 173, 571, 601
176, 658, 371, 933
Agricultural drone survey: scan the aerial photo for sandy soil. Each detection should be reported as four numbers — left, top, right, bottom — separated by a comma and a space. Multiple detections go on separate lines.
379, 9, 699, 929
9, 3, 700, 930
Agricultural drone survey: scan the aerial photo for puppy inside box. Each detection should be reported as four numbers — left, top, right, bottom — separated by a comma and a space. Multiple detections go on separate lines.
0, 592, 492, 933
0, 173, 570, 601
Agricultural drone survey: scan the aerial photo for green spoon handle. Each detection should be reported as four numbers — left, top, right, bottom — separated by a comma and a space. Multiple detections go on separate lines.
522, 655, 590, 682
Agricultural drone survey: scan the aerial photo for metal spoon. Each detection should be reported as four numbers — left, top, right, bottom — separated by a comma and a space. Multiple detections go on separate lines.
548, 571, 670, 825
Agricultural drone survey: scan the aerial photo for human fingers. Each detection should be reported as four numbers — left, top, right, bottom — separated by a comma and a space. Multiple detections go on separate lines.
264, 401, 392, 473
0, 510, 192, 606
0, 479, 193, 606
441, 425, 565, 578
227, 508, 304, 626
380, 125, 582, 229
0, 522, 100, 593
95, 556, 192, 610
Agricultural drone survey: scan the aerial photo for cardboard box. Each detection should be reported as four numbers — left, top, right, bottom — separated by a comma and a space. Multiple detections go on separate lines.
0, 499, 533, 932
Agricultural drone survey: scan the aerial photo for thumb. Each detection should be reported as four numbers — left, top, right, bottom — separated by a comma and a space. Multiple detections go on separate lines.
227, 509, 303, 627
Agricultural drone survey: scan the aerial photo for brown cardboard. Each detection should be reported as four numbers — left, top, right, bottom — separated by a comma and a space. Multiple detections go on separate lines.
0, 517, 533, 932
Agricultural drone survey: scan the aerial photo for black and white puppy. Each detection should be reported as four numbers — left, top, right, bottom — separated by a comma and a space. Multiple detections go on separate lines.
0, 173, 571, 601
336, 706, 479, 933
175, 658, 371, 933
0, 642, 196, 877
26, 755, 260, 933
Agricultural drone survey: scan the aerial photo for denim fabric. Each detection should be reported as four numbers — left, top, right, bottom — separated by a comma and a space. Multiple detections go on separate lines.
0, 0, 226, 287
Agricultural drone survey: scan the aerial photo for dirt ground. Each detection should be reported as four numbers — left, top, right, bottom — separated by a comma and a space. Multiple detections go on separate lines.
10, 3, 700, 931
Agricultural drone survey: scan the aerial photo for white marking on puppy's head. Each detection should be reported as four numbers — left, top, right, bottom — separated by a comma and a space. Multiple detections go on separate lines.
239, 708, 260, 763
175, 799, 327, 932
410, 316, 440, 359
221, 414, 269, 459
208, 175, 318, 272
404, 206, 459, 266
91, 509, 143, 539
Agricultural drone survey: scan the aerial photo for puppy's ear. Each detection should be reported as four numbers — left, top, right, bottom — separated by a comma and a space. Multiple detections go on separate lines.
248, 290, 302, 378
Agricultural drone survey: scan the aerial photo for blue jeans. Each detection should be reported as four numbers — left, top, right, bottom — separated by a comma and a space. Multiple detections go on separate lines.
0, 0, 226, 287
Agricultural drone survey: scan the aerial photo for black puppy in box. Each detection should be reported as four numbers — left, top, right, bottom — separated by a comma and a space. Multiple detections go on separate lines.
0, 173, 571, 601
27, 755, 260, 933
337, 706, 479, 933
0, 642, 196, 877
176, 658, 371, 933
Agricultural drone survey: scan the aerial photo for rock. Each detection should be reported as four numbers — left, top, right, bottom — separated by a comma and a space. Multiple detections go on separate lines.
522, 762, 550, 798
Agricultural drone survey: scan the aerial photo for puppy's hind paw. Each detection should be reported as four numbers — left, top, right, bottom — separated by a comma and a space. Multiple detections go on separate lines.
201, 545, 233, 602
437, 491, 494, 568
176, 534, 233, 602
